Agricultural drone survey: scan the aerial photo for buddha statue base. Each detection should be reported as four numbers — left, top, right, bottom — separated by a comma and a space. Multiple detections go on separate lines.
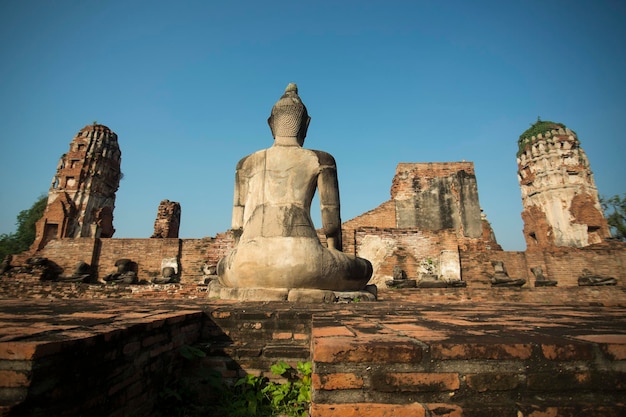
208, 280, 377, 303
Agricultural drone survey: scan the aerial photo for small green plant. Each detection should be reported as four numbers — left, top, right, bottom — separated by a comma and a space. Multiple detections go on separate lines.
517, 118, 576, 157
231, 373, 271, 416
217, 361, 312, 417
157, 345, 312, 417
266, 361, 312, 417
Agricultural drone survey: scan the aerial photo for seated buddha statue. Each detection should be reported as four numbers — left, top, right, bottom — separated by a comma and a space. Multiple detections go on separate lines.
217, 83, 372, 291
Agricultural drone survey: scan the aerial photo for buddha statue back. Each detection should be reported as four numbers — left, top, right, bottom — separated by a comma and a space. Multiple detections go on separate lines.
217, 84, 372, 291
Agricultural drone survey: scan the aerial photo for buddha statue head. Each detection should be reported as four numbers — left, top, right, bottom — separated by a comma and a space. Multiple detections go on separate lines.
268, 83, 311, 145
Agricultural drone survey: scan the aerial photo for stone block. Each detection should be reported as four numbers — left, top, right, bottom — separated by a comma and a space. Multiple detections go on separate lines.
333, 290, 377, 302
0, 370, 30, 388
372, 372, 460, 392
310, 402, 427, 417
312, 373, 364, 390
465, 373, 522, 392
540, 343, 593, 360
217, 286, 289, 301
313, 336, 423, 363
430, 343, 533, 360
440, 250, 461, 281
526, 371, 593, 391
288, 289, 336, 303
425, 403, 463, 417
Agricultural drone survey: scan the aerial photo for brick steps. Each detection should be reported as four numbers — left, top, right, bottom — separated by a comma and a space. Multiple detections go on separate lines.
1, 293, 625, 416
309, 304, 626, 417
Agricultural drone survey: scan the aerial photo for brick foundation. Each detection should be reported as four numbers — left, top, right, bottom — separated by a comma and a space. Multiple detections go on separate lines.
1, 292, 625, 417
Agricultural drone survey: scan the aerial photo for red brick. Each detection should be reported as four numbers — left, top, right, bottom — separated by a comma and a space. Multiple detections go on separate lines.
426, 403, 463, 417
313, 337, 423, 363
521, 406, 559, 417
311, 402, 427, 417
272, 332, 293, 340
465, 373, 521, 392
312, 326, 355, 337
312, 373, 364, 390
604, 344, 626, 360
519, 404, 626, 416
0, 370, 30, 387
373, 372, 459, 392
541, 343, 592, 360
430, 343, 532, 360
526, 371, 592, 391
0, 341, 62, 360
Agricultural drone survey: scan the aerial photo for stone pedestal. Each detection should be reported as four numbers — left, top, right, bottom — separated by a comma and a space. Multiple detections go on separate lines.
207, 281, 377, 303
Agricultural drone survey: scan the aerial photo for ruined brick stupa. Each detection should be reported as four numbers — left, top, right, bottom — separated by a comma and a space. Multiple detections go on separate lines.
32, 124, 122, 250
516, 120, 610, 248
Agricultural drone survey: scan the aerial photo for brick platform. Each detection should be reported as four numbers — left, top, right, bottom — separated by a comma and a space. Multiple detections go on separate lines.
1, 287, 625, 416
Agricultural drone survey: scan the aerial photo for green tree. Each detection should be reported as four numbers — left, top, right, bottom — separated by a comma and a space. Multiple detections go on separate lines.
0, 195, 47, 261
601, 194, 626, 241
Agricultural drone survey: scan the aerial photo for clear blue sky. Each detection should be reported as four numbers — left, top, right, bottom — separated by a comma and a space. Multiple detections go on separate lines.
1, 0, 625, 251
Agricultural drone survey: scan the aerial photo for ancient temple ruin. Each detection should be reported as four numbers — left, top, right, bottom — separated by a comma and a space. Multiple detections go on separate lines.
517, 120, 610, 248
31, 124, 122, 250
2, 101, 622, 291
391, 162, 484, 237
2, 94, 625, 417
338, 162, 501, 287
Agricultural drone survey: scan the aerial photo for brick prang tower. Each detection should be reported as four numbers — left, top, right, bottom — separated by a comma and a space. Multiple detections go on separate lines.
33, 124, 122, 249
516, 120, 610, 249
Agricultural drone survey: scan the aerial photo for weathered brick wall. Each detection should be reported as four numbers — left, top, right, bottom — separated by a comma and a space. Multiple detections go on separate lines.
461, 245, 626, 288
538, 246, 626, 287
32, 235, 236, 285
0, 301, 315, 416
179, 238, 208, 284
460, 250, 529, 288
1, 310, 203, 417
343, 201, 396, 230
310, 306, 626, 417
195, 304, 314, 386
341, 201, 396, 255
8, 235, 624, 291
98, 238, 181, 281
33, 238, 99, 275
204, 232, 235, 266
0, 279, 213, 299
390, 162, 476, 198
355, 227, 460, 285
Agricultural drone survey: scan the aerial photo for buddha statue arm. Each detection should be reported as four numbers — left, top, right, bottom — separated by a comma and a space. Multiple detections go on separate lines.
231, 157, 248, 242
316, 151, 343, 251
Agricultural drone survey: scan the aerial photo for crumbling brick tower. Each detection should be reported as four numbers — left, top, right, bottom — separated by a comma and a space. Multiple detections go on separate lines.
32, 124, 122, 250
151, 199, 181, 238
517, 120, 610, 248
391, 162, 485, 238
